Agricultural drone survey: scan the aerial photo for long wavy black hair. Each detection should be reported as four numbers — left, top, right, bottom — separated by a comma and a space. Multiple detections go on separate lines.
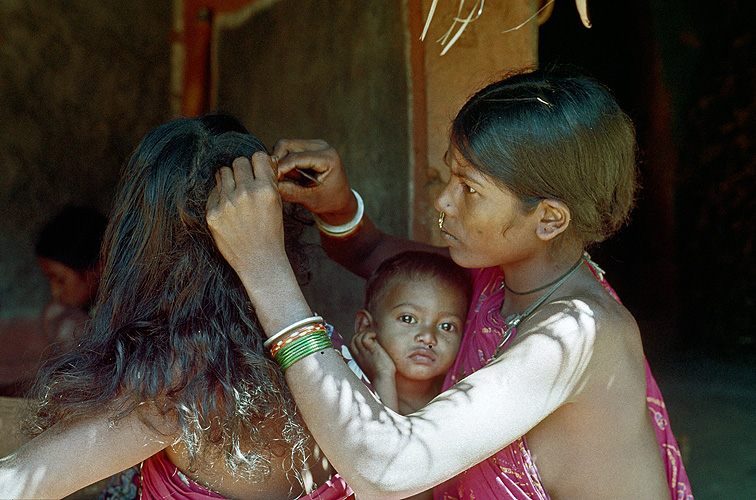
27, 115, 312, 480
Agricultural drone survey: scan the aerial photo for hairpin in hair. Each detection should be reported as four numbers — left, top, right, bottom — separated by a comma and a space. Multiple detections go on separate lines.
536, 96, 553, 108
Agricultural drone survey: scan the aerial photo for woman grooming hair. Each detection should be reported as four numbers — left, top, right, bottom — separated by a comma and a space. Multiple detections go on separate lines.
206, 67, 693, 500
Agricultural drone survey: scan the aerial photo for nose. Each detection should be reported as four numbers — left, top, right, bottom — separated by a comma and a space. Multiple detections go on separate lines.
415, 329, 437, 347
434, 179, 454, 215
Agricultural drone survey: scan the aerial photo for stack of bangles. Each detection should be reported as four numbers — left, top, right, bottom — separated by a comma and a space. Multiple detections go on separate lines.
264, 316, 334, 371
313, 189, 364, 238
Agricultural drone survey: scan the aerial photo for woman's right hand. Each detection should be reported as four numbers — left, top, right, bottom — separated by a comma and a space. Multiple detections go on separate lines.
273, 139, 359, 226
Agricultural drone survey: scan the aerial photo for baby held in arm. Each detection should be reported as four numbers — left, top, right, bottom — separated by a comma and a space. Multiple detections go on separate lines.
348, 251, 471, 500
206, 67, 693, 500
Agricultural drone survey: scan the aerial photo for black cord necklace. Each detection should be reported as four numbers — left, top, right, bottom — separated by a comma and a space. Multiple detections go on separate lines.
500, 253, 586, 295
493, 252, 587, 359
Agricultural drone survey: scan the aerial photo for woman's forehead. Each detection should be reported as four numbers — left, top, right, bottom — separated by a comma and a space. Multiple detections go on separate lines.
444, 149, 492, 185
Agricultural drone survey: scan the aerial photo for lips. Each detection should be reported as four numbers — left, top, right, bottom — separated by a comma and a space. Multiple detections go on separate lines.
440, 228, 458, 242
408, 348, 437, 364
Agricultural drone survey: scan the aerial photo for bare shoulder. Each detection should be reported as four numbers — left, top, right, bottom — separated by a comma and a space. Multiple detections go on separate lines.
518, 283, 666, 499
510, 280, 644, 402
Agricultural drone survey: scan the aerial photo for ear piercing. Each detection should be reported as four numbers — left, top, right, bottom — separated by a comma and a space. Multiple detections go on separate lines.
438, 211, 445, 230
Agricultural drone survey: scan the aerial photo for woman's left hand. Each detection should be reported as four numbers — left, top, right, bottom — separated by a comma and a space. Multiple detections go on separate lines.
206, 153, 287, 281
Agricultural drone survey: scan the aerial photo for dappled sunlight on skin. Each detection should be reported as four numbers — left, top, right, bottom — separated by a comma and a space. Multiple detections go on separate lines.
606, 373, 616, 391
311, 365, 455, 499
0, 409, 173, 499
0, 455, 48, 498
306, 300, 602, 499
516, 298, 598, 407
283, 298, 610, 500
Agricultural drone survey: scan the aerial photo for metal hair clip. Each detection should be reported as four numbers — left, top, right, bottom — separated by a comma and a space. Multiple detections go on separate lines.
536, 96, 553, 108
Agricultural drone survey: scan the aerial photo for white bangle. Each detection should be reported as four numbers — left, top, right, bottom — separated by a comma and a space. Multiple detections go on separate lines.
264, 315, 324, 349
313, 189, 364, 237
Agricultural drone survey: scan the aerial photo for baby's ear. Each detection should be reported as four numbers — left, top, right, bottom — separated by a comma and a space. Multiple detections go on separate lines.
536, 199, 571, 241
354, 309, 375, 335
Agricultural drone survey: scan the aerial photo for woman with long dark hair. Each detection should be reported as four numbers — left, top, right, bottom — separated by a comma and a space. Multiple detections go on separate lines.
0, 115, 353, 500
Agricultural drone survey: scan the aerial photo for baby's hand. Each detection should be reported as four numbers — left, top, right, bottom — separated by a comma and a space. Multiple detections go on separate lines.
349, 330, 396, 383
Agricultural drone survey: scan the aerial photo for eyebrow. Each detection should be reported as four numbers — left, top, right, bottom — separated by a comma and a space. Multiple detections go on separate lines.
390, 303, 465, 319
390, 302, 422, 312
444, 149, 486, 182
451, 162, 486, 187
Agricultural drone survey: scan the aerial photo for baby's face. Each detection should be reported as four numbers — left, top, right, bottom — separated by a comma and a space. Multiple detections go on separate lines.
372, 277, 467, 382
37, 257, 98, 310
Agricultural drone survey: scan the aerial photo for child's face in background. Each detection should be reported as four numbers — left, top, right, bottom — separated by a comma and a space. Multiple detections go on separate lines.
37, 257, 99, 310
372, 277, 467, 382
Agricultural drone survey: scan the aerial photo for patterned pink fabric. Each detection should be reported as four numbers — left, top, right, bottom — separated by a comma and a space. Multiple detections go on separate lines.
140, 450, 355, 500
434, 265, 693, 500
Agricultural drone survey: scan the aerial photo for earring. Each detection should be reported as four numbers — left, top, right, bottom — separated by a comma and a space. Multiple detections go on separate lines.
438, 211, 445, 230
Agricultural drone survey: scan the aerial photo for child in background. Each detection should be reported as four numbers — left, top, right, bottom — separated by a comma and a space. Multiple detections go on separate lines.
0, 205, 107, 397
0, 116, 354, 500
35, 204, 107, 346
349, 250, 471, 415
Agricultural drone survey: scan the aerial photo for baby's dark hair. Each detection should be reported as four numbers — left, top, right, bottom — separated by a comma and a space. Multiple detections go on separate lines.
451, 66, 638, 248
365, 251, 472, 315
35, 205, 107, 272
27, 115, 312, 481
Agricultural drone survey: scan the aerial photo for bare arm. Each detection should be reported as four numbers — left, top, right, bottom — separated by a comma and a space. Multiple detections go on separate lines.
205, 156, 597, 500
0, 407, 173, 499
273, 139, 445, 278
277, 312, 593, 499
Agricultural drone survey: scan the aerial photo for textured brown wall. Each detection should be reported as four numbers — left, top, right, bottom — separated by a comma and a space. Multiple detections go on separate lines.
214, 0, 411, 334
0, 1, 172, 317
418, 0, 539, 246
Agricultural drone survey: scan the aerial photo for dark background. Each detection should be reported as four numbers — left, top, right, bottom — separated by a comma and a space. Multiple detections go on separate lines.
540, 0, 756, 364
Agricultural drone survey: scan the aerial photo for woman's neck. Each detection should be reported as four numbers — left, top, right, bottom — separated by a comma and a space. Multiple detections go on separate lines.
499, 246, 585, 317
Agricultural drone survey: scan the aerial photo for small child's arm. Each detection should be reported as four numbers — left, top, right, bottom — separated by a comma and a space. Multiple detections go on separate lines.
349, 331, 399, 412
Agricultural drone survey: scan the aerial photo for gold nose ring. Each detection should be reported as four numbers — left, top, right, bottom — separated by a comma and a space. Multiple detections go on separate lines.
438, 211, 445, 230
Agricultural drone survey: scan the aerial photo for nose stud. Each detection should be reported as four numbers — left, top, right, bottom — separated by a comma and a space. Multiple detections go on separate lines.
438, 211, 445, 230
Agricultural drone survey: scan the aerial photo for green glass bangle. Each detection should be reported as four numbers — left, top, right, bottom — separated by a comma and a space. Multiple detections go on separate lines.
278, 339, 333, 371
276, 335, 332, 370
273, 327, 327, 360
275, 330, 333, 371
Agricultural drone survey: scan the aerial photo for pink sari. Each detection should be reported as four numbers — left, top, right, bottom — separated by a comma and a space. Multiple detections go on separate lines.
434, 264, 693, 500
139, 450, 354, 500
